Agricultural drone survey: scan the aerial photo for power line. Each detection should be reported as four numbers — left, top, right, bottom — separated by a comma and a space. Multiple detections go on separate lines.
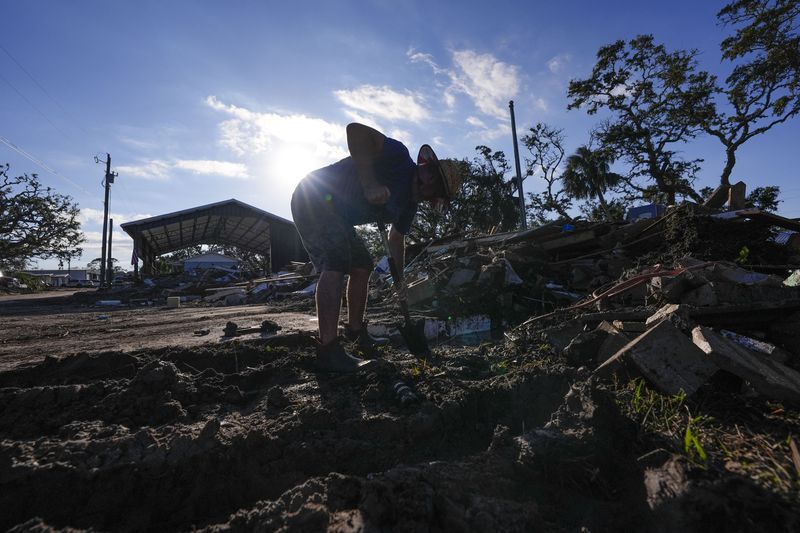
0, 71, 74, 143
0, 135, 90, 194
0, 44, 90, 137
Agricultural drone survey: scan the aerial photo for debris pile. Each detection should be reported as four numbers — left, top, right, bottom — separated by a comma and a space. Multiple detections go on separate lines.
370, 205, 800, 404
69, 262, 318, 310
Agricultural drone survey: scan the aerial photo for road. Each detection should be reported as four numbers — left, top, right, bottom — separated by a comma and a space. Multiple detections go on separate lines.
0, 290, 317, 371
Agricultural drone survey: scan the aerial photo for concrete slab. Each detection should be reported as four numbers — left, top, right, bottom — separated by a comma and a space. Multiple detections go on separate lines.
596, 320, 718, 395
692, 326, 800, 404
595, 321, 631, 365
646, 304, 693, 329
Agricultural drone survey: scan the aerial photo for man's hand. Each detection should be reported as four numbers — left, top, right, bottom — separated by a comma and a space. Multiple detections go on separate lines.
365, 184, 390, 205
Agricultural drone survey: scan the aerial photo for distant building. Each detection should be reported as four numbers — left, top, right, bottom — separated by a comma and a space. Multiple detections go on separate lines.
182, 253, 239, 273
22, 269, 101, 286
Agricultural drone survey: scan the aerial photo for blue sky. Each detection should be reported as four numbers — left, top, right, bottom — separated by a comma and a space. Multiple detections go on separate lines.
3, 0, 799, 270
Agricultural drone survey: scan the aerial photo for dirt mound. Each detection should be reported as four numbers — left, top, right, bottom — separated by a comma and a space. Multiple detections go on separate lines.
2, 334, 797, 531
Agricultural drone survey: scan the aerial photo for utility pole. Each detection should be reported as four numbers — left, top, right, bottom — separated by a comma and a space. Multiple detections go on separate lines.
509, 101, 527, 230
95, 154, 117, 288
106, 219, 114, 285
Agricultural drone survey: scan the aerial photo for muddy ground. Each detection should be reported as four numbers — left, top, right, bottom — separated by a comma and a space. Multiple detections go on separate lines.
1, 292, 799, 531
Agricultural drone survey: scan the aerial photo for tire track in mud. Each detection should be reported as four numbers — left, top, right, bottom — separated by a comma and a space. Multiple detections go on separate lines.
7, 336, 795, 531
0, 336, 573, 531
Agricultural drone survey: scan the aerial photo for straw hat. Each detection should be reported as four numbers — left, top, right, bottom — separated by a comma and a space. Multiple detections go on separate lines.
417, 145, 462, 199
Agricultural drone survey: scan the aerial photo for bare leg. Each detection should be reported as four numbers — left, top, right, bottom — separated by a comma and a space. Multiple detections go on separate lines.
316, 270, 345, 345
346, 267, 371, 331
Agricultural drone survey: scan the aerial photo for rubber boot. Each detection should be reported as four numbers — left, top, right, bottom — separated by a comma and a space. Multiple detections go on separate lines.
344, 323, 390, 359
316, 339, 372, 373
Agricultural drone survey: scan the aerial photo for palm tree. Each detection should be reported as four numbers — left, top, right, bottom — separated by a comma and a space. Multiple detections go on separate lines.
561, 146, 623, 221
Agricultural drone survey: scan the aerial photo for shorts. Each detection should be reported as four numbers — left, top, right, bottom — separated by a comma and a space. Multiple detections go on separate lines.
290, 182, 373, 273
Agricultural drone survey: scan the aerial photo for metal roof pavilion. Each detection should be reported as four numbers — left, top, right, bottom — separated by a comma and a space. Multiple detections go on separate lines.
120, 198, 307, 274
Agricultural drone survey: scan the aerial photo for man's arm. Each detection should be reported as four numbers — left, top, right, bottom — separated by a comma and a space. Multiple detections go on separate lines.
388, 225, 405, 276
346, 122, 389, 205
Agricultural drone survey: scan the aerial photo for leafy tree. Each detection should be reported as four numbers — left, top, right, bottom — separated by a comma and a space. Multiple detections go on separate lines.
0, 164, 84, 271
355, 224, 383, 258
521, 123, 572, 224
86, 257, 124, 273
746, 185, 782, 211
158, 244, 270, 275
579, 198, 629, 222
699, 1, 800, 186
409, 150, 519, 243
568, 35, 716, 204
561, 146, 624, 221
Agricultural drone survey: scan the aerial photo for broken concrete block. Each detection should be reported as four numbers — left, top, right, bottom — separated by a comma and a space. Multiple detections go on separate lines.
681, 283, 718, 307
612, 320, 646, 333
542, 319, 587, 353
596, 320, 718, 396
563, 329, 608, 366
703, 184, 730, 208
714, 263, 778, 286
728, 181, 747, 210
648, 270, 708, 303
447, 268, 476, 288
692, 326, 800, 404
406, 277, 435, 305
646, 304, 693, 330
595, 321, 631, 365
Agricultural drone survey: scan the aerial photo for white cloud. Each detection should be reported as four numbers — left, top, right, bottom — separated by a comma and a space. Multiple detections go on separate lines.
334, 85, 429, 123
465, 121, 512, 143
79, 229, 134, 265
449, 50, 520, 119
78, 208, 154, 227
116, 160, 171, 180
408, 48, 447, 75
408, 48, 521, 121
547, 53, 572, 73
117, 157, 249, 181
466, 116, 486, 128
174, 160, 248, 178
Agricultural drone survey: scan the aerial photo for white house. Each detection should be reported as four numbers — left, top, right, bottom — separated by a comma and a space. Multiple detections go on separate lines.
22, 269, 101, 286
183, 253, 239, 272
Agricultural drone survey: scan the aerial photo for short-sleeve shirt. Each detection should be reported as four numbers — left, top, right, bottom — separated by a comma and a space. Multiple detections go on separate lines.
297, 137, 418, 234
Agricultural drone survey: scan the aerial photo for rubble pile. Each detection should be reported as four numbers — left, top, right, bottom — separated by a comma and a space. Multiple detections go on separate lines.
70, 262, 318, 310
379, 206, 799, 334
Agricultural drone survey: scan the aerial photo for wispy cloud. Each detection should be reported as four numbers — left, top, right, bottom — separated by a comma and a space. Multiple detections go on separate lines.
334, 85, 429, 123
409, 48, 521, 123
79, 230, 134, 266
547, 53, 572, 73
407, 48, 447, 75
174, 160, 248, 178
116, 158, 248, 181
78, 208, 154, 226
466, 116, 487, 128
449, 50, 520, 119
